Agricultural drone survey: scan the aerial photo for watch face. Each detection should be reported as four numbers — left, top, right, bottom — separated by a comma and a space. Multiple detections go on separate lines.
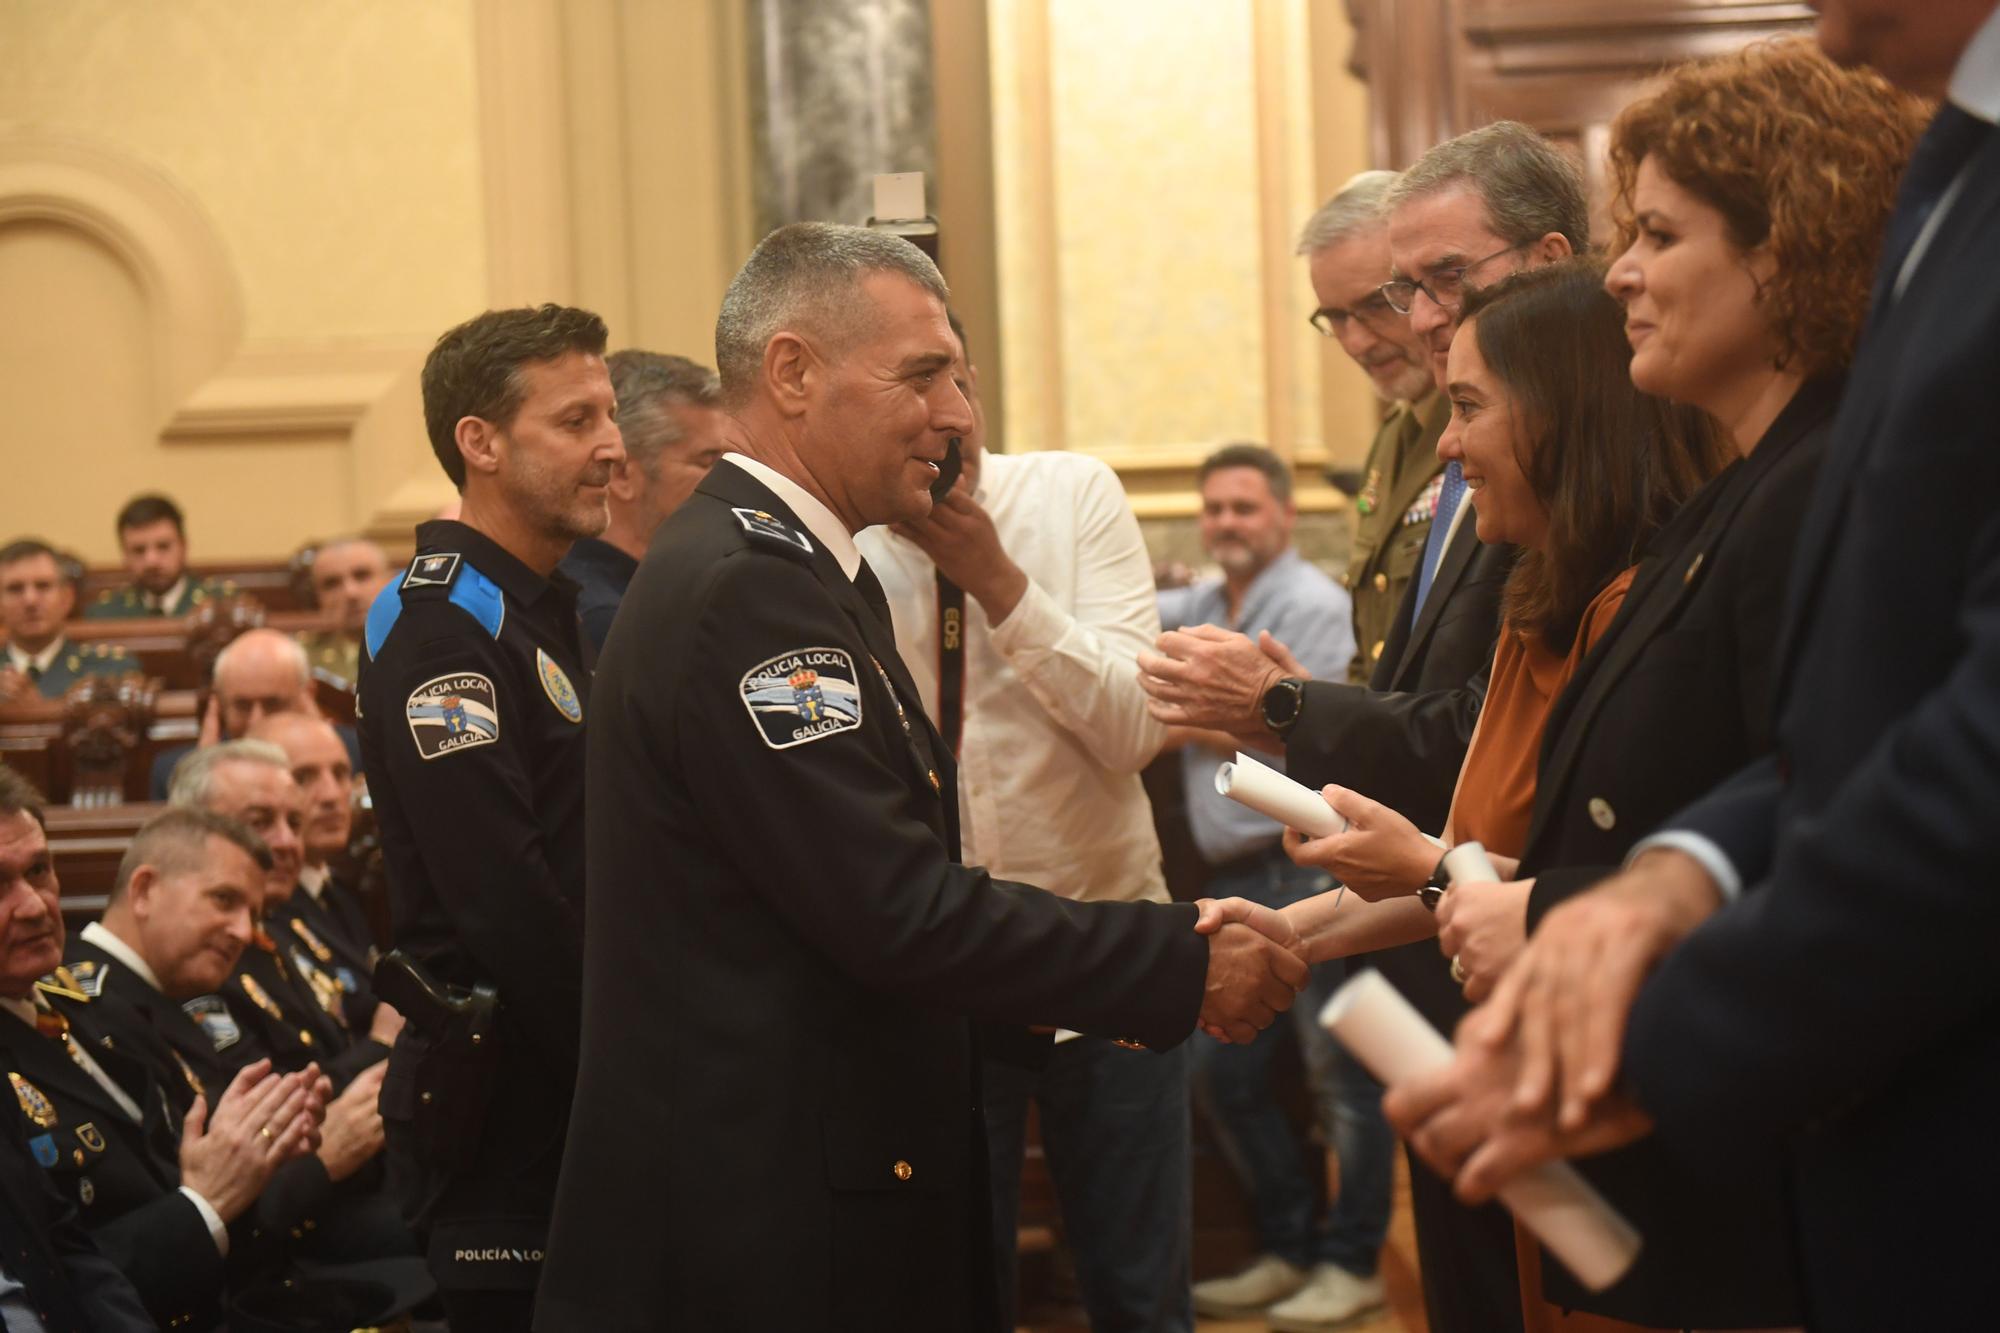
1262, 679, 1302, 729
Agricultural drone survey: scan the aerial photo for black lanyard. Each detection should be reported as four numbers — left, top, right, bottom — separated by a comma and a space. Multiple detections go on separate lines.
935, 571, 965, 757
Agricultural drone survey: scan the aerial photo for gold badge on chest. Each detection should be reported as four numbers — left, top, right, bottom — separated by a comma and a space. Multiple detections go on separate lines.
10, 1072, 57, 1129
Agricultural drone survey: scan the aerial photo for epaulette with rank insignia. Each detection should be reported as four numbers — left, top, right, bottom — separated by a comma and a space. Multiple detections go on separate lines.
34, 967, 89, 1004
63, 960, 108, 998
366, 551, 505, 659
732, 508, 814, 562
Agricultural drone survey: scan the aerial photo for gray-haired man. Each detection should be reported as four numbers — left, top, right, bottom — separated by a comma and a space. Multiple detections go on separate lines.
539, 222, 1310, 1333
558, 350, 726, 650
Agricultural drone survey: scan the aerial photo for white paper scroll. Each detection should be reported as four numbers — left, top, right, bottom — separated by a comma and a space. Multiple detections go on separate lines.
1213, 752, 1349, 837
1441, 841, 1500, 887
1319, 970, 1642, 1291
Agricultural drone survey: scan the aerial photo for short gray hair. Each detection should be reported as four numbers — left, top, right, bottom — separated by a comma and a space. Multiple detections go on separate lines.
1386, 121, 1590, 254
167, 739, 292, 810
1296, 169, 1401, 255
211, 628, 311, 693
111, 807, 271, 904
714, 222, 950, 407
606, 351, 722, 475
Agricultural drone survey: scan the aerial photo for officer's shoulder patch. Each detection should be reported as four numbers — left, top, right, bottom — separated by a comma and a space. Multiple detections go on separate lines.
403, 552, 462, 589
406, 671, 501, 760
733, 508, 814, 560
536, 649, 582, 722
35, 967, 88, 1004
739, 646, 863, 750
182, 995, 240, 1051
66, 960, 108, 998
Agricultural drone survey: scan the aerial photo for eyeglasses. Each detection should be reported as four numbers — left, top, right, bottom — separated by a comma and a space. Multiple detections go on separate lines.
1308, 292, 1402, 339
1379, 242, 1527, 315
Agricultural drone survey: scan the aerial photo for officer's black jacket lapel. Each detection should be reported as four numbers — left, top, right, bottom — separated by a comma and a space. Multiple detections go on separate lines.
1522, 378, 1843, 862
0, 1009, 176, 1191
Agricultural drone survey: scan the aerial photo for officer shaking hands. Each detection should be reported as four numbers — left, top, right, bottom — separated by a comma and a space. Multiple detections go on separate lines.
536, 223, 1311, 1333
357, 304, 620, 1333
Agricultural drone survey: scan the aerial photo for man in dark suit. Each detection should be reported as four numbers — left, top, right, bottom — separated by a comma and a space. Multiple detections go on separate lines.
0, 541, 133, 703
0, 1110, 155, 1333
1138, 122, 1584, 1333
535, 222, 1311, 1333
1387, 3, 2000, 1329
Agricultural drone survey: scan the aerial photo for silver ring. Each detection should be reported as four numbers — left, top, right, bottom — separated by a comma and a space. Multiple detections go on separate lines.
1450, 954, 1468, 985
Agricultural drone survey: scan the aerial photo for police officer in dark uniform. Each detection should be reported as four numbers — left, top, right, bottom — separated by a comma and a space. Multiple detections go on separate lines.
536, 224, 1313, 1333
358, 303, 620, 1332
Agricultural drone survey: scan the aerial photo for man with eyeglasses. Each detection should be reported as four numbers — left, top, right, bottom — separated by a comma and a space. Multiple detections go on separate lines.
1141, 120, 1586, 1333
1305, 171, 1450, 687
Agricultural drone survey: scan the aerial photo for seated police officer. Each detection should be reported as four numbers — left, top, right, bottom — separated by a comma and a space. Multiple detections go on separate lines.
2, 774, 327, 1328
357, 303, 619, 1332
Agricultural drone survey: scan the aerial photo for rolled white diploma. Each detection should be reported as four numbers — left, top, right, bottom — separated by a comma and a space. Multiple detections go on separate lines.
1213, 751, 1348, 837
1320, 969, 1642, 1291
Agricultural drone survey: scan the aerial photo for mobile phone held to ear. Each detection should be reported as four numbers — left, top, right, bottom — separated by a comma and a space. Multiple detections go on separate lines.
930, 438, 964, 503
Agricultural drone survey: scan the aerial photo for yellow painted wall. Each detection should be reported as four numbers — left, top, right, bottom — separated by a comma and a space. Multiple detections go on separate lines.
0, 0, 486, 345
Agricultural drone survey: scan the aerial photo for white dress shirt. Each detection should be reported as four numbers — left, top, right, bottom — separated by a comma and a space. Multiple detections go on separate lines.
857, 451, 1170, 905
3, 639, 63, 677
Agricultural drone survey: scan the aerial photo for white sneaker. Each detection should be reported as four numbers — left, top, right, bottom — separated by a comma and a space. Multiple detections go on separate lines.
1190, 1254, 1307, 1316
1265, 1262, 1386, 1331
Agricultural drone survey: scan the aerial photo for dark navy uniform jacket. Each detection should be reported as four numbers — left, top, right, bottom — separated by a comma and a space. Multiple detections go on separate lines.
537, 462, 1208, 1333
357, 519, 588, 1251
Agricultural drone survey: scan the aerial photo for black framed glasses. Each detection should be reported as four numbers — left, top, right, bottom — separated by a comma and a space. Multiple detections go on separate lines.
1308, 291, 1402, 338
1379, 242, 1527, 315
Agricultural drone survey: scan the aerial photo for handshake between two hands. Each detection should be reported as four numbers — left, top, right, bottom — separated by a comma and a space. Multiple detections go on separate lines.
1186, 895, 1311, 1044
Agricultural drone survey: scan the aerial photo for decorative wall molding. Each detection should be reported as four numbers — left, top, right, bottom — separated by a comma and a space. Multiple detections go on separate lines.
0, 130, 242, 415
162, 341, 422, 441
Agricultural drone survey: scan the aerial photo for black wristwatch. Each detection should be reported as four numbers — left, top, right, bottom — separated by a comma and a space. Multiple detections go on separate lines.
1259, 676, 1307, 737
1418, 850, 1452, 912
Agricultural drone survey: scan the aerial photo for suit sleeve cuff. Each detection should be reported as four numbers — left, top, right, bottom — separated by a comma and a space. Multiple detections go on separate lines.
1627, 830, 1742, 904
178, 1185, 229, 1256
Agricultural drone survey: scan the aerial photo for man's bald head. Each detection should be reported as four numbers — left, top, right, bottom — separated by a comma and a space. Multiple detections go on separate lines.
250, 711, 353, 862
212, 628, 313, 738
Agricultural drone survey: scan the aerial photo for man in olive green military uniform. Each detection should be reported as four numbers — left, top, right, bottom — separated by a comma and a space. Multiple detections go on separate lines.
1300, 172, 1449, 684
298, 537, 393, 684
84, 494, 232, 619
0, 539, 132, 702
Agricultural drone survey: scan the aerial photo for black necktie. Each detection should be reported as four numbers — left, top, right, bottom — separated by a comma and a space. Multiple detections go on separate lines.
1878, 103, 1990, 299
852, 558, 895, 635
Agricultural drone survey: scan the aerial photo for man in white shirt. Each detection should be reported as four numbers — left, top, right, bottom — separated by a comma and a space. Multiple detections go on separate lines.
856, 313, 1192, 1331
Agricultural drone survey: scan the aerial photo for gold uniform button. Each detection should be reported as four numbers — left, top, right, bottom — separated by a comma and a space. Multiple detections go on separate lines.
1684, 551, 1705, 585
893, 1159, 913, 1182
1588, 797, 1616, 831
1371, 639, 1385, 661
299, 1030, 315, 1046
927, 769, 940, 792
1372, 572, 1389, 593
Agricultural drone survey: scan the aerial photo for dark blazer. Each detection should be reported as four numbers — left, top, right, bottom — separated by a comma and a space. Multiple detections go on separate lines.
1, 994, 227, 1328
537, 463, 1211, 1333
1625, 118, 2000, 1331
0, 1107, 154, 1333
1508, 378, 1839, 1327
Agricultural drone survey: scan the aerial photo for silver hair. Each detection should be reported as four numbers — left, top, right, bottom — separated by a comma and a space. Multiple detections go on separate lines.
1384, 120, 1590, 254
166, 738, 292, 810
1296, 169, 1401, 256
211, 629, 311, 692
714, 222, 950, 407
605, 351, 722, 476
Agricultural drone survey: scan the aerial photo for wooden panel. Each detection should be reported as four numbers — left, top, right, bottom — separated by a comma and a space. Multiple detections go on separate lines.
1352, 0, 1813, 182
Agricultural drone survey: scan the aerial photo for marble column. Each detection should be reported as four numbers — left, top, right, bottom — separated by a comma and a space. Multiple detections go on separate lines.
748, 0, 937, 236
